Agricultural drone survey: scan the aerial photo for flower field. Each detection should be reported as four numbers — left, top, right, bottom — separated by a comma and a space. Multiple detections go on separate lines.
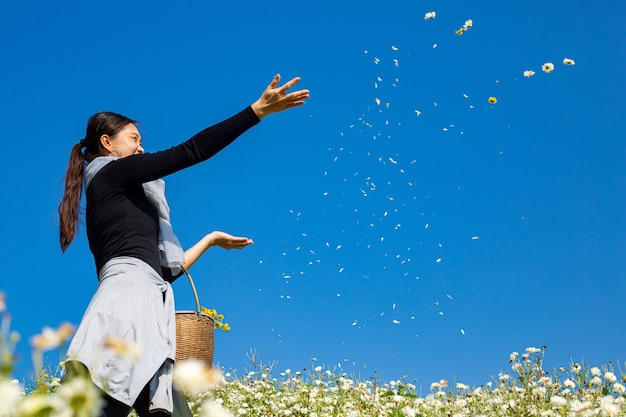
1, 293, 625, 417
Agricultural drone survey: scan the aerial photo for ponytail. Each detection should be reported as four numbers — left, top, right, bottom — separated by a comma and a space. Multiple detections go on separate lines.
58, 111, 137, 252
58, 142, 86, 252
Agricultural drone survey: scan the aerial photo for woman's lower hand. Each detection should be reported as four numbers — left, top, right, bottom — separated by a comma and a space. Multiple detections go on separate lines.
251, 74, 309, 119
210, 231, 254, 250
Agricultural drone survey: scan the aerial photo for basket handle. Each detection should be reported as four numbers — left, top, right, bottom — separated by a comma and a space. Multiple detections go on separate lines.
181, 266, 202, 316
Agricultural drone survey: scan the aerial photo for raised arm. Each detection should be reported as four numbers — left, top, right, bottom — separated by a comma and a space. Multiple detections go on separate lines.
182, 231, 254, 270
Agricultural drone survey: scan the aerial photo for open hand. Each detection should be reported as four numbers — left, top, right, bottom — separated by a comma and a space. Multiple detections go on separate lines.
251, 74, 309, 119
210, 231, 254, 250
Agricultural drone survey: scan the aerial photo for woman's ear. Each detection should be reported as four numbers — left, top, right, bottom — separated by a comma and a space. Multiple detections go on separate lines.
99, 134, 112, 154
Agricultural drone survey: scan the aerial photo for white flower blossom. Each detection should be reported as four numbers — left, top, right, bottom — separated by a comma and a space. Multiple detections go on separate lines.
55, 376, 103, 417
173, 359, 223, 397
0, 380, 22, 417
571, 400, 593, 413
600, 396, 619, 416
550, 396, 567, 407
542, 62, 555, 73
591, 367, 602, 376
198, 400, 235, 417
424, 11, 436, 20
605, 372, 617, 383
563, 58, 575, 65
563, 378, 576, 389
591, 376, 603, 386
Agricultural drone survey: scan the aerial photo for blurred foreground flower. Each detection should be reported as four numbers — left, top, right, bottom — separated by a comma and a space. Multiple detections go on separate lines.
542, 62, 555, 73
174, 359, 223, 397
198, 399, 235, 417
0, 379, 22, 416
55, 376, 103, 417
30, 323, 74, 352
103, 335, 143, 362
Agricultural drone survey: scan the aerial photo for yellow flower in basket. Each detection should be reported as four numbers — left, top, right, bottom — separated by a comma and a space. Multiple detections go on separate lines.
201, 307, 231, 332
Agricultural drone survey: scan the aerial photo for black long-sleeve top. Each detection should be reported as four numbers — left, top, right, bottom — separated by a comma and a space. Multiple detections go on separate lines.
85, 107, 260, 282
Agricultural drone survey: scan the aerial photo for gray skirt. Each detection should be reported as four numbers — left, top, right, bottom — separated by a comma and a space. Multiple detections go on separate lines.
66, 256, 176, 413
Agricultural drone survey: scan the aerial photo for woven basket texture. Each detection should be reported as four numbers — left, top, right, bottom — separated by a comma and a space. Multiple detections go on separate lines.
175, 311, 215, 368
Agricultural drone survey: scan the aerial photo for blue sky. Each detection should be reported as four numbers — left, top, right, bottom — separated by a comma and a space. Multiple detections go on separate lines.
1, 0, 625, 388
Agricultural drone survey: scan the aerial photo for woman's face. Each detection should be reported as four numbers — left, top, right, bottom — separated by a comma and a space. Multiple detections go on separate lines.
101, 124, 144, 157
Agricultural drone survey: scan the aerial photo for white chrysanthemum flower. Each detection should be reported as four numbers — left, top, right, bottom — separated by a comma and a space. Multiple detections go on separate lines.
509, 352, 519, 362
464, 19, 473, 29
563, 58, 575, 65
198, 399, 235, 417
30, 323, 75, 352
56, 376, 103, 417
402, 406, 417, 417
424, 11, 436, 20
564, 378, 576, 389
605, 372, 617, 382
17, 395, 64, 417
571, 400, 592, 413
523, 70, 535, 77
0, 380, 22, 417
525, 347, 540, 354
591, 367, 602, 376
542, 62, 555, 73
600, 396, 619, 416
173, 359, 223, 397
456, 382, 469, 390
613, 382, 625, 393
550, 396, 567, 407
591, 376, 603, 386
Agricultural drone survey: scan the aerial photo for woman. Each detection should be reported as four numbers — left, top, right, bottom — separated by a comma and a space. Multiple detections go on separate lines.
58, 74, 309, 416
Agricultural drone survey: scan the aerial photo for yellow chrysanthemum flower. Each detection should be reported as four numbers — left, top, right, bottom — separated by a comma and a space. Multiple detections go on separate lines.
216, 314, 224, 321
222, 323, 231, 332
455, 28, 465, 35
214, 322, 223, 330
488, 97, 497, 104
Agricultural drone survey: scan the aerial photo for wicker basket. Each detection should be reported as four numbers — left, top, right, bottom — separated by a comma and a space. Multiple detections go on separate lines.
175, 267, 214, 368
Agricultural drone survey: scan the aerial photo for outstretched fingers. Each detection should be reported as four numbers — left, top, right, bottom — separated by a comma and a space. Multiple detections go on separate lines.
268, 74, 281, 89
279, 76, 302, 93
